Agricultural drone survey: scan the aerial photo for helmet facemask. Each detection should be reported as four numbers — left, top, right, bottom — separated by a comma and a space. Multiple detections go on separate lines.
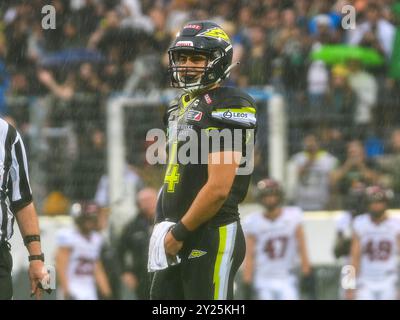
368, 201, 387, 220
365, 186, 393, 220
168, 48, 229, 94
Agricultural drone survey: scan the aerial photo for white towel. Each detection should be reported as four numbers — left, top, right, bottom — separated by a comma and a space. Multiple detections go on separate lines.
147, 221, 181, 272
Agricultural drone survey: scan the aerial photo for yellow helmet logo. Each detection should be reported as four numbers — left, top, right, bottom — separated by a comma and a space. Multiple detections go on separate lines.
198, 28, 231, 44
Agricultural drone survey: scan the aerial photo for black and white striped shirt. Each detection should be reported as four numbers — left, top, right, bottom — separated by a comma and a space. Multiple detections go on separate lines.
0, 119, 32, 242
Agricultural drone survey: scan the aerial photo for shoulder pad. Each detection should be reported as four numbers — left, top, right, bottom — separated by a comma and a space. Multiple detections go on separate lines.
207, 88, 257, 128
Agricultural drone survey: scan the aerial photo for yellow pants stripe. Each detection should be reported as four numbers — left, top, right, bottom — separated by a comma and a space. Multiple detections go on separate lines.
213, 222, 237, 300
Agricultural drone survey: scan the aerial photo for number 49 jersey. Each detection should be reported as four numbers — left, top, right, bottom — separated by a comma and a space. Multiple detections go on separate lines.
242, 207, 303, 282
353, 214, 400, 280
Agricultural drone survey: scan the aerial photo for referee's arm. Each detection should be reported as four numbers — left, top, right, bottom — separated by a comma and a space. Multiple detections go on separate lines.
9, 132, 46, 299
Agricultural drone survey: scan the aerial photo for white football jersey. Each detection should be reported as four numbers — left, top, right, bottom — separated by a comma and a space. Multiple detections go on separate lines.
353, 214, 400, 280
336, 211, 353, 239
243, 207, 303, 284
56, 227, 104, 300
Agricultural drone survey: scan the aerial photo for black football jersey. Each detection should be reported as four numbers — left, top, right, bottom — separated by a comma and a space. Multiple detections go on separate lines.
157, 86, 257, 226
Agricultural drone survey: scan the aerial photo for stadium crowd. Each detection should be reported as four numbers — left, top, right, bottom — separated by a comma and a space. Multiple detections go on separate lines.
2, 0, 400, 212
2, 0, 400, 300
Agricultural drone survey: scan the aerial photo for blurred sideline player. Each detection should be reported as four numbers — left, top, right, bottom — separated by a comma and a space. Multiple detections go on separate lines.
242, 178, 313, 300
334, 183, 367, 261
347, 185, 400, 300
333, 183, 366, 299
55, 202, 112, 300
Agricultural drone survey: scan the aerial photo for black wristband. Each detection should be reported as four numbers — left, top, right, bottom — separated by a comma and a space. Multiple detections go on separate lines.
23, 235, 41, 246
170, 221, 191, 242
28, 253, 45, 262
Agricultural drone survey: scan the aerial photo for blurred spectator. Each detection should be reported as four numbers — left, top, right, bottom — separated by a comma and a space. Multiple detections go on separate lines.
118, 187, 157, 300
235, 5, 253, 48
61, 17, 86, 49
320, 127, 348, 163
308, 1, 342, 36
222, 21, 245, 86
94, 164, 144, 209
37, 69, 74, 101
347, 2, 395, 60
306, 12, 341, 120
376, 128, 400, 206
325, 64, 356, 132
275, 8, 308, 113
119, 0, 154, 32
148, 7, 172, 55
70, 128, 106, 201
238, 24, 275, 87
287, 133, 338, 211
42, 191, 70, 216
166, 0, 192, 34
0, 57, 10, 116
4, 15, 30, 68
261, 7, 281, 48
347, 59, 378, 137
330, 139, 380, 204
306, 59, 329, 117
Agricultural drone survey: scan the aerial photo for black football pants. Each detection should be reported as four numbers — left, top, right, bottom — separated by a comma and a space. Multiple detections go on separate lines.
0, 242, 13, 300
150, 221, 245, 300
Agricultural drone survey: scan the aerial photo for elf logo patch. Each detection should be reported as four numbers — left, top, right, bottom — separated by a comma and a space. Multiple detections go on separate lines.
188, 249, 207, 259
187, 110, 203, 121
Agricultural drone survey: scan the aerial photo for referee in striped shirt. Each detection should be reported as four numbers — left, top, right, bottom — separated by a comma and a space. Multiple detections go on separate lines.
0, 119, 47, 300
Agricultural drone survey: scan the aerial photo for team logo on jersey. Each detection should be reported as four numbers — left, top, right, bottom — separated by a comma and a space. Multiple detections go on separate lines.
211, 107, 256, 126
186, 110, 203, 121
188, 249, 207, 259
204, 94, 212, 104
222, 110, 248, 119
197, 28, 231, 44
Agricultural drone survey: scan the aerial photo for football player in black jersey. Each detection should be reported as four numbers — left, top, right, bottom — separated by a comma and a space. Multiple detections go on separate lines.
150, 20, 258, 300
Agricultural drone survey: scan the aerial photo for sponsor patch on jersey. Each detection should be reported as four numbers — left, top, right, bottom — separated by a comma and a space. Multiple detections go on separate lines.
176, 41, 194, 47
188, 249, 207, 259
204, 94, 212, 104
184, 24, 202, 30
211, 107, 256, 125
198, 27, 231, 43
186, 110, 203, 121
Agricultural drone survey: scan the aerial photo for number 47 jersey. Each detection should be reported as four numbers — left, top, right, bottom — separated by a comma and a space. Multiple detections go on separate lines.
353, 214, 400, 280
242, 207, 303, 282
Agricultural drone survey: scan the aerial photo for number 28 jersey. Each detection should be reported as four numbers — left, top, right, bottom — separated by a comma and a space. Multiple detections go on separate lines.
242, 207, 303, 281
353, 214, 400, 280
56, 228, 103, 299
